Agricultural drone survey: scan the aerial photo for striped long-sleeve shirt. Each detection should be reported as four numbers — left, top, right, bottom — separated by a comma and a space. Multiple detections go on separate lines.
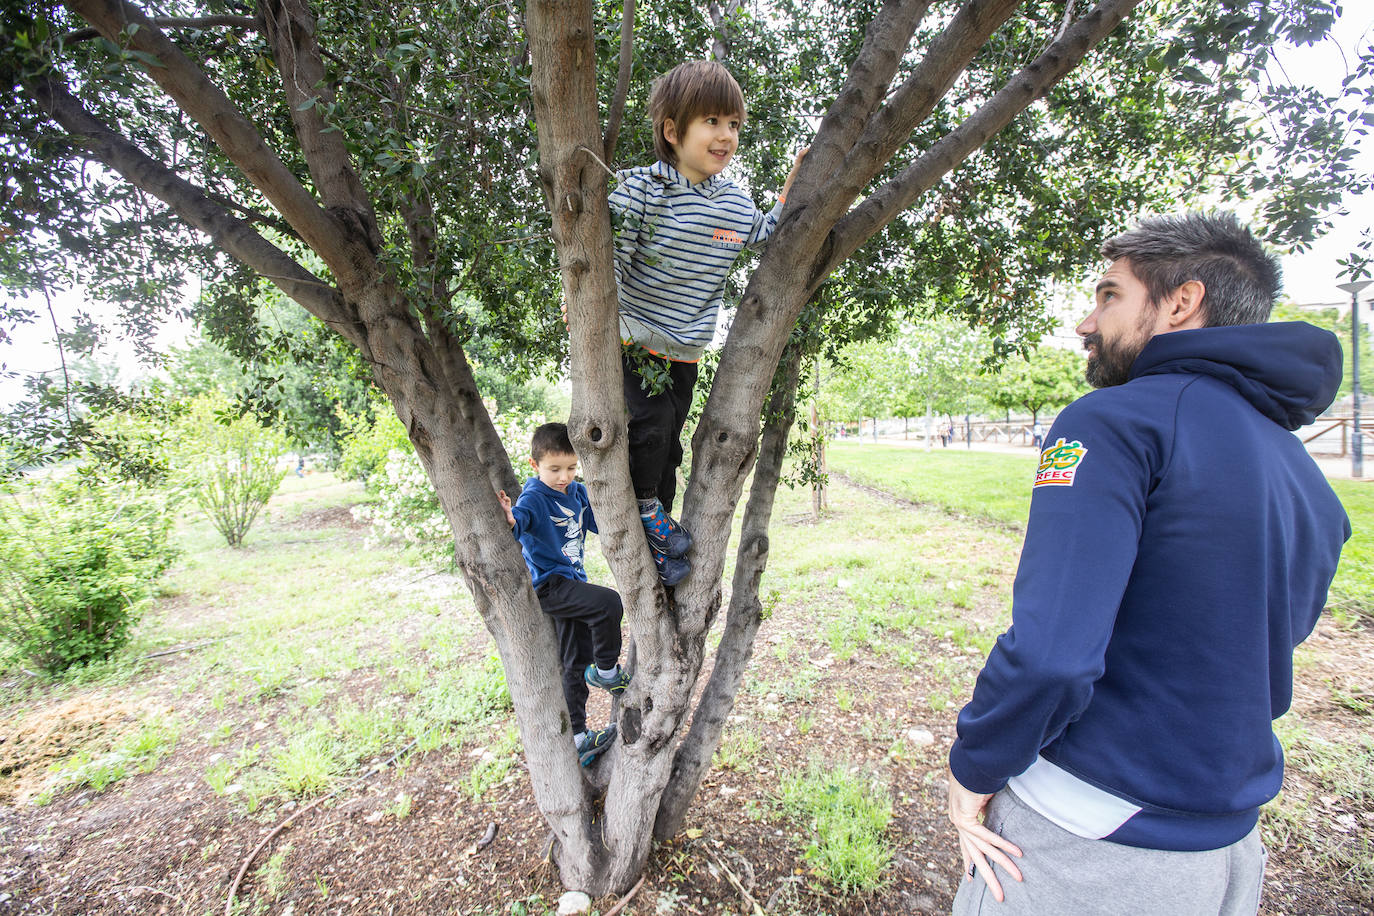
609, 161, 784, 362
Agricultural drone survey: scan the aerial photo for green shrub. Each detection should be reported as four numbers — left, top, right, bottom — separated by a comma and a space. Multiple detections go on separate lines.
336, 401, 411, 489
176, 394, 288, 547
0, 476, 178, 673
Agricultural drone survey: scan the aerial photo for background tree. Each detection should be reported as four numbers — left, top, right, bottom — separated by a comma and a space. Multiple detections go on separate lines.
175, 393, 288, 547
892, 320, 992, 446
3, 0, 1367, 895
817, 319, 990, 443
985, 346, 1089, 428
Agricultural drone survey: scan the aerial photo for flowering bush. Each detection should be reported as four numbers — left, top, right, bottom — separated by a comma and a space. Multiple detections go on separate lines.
352, 448, 452, 563
354, 410, 546, 565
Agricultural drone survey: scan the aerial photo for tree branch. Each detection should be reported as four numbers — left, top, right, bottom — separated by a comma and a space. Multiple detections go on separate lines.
394, 130, 521, 499
19, 64, 357, 346
832, 0, 1023, 205
426, 327, 521, 497
823, 0, 1145, 279
206, 192, 301, 239
785, 0, 932, 212
257, 0, 381, 251
63, 0, 365, 289
602, 0, 635, 164
62, 14, 256, 43
708, 0, 742, 62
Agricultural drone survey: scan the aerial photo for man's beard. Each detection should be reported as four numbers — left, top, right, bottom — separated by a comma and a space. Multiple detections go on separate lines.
1083, 331, 1145, 388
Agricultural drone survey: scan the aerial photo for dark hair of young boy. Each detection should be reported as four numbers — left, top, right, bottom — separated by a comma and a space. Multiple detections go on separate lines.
530, 422, 576, 463
648, 60, 747, 166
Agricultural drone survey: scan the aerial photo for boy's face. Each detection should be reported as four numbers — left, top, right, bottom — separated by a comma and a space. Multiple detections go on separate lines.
530, 452, 578, 493
664, 112, 741, 184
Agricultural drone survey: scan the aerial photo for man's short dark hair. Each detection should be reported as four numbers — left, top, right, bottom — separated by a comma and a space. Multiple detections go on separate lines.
1100, 212, 1281, 327
649, 61, 747, 167
530, 422, 575, 462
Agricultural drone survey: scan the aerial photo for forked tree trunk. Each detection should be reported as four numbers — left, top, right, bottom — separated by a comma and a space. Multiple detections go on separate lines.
523, 0, 1140, 891
43, 0, 1143, 896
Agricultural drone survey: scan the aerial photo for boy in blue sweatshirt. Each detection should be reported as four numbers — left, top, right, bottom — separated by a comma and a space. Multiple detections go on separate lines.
610, 60, 805, 586
498, 423, 629, 766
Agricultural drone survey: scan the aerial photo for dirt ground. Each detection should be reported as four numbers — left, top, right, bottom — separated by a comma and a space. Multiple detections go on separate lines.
0, 481, 1369, 916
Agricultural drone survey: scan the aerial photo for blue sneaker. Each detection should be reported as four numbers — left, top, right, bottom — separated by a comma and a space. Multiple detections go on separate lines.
653, 550, 691, 587
638, 498, 693, 558
584, 663, 631, 694
576, 725, 616, 766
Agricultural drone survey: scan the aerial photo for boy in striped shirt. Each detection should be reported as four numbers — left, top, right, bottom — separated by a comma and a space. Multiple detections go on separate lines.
610, 60, 804, 586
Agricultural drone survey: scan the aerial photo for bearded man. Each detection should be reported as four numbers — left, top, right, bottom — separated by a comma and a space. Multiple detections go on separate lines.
945, 213, 1350, 916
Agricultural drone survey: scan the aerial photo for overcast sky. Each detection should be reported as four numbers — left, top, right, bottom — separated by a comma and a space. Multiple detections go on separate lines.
1273, 9, 1374, 307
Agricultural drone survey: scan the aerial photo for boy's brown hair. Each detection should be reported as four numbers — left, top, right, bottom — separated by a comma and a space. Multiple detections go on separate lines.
649, 61, 747, 166
530, 422, 576, 462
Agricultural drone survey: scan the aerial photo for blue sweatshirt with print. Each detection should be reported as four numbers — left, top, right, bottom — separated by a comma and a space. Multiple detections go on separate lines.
509, 478, 599, 588
948, 322, 1350, 851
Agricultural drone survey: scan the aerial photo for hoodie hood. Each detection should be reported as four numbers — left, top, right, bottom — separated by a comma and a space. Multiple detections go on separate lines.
649, 160, 728, 198
1130, 322, 1342, 430
522, 476, 566, 499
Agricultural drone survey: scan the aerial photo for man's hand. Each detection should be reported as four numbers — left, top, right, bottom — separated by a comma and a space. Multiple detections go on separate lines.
497, 490, 516, 528
947, 766, 1023, 903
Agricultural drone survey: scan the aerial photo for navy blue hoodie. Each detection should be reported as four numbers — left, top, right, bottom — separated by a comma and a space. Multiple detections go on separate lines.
509, 477, 600, 588
949, 322, 1350, 851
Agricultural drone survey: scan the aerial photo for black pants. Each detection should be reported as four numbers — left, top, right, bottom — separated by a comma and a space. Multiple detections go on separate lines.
623, 353, 698, 513
535, 575, 624, 734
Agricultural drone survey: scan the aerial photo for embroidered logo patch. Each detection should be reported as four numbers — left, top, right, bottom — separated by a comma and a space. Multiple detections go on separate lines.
1035, 438, 1088, 488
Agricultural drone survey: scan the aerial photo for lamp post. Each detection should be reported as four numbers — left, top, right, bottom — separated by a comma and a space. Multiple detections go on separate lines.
1337, 279, 1372, 478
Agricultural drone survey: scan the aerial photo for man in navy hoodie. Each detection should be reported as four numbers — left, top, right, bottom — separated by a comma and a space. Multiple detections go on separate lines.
947, 213, 1350, 915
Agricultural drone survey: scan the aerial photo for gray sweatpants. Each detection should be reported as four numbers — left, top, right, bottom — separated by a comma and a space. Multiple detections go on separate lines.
952, 788, 1267, 916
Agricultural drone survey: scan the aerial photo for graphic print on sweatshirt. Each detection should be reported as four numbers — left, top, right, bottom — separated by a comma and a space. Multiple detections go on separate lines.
553, 504, 585, 567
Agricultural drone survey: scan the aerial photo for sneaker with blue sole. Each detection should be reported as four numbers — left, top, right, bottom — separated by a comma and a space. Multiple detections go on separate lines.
576, 725, 616, 766
639, 498, 693, 558
584, 663, 632, 694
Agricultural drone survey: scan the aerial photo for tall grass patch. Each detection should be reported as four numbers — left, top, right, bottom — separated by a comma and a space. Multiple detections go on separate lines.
35, 716, 180, 805
779, 761, 894, 894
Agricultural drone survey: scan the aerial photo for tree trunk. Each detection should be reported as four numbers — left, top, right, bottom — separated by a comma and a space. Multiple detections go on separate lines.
652, 345, 804, 840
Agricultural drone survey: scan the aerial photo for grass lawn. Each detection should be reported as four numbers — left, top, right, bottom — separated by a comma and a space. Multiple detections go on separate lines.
831, 440, 1373, 624
1328, 479, 1374, 621
826, 440, 1036, 527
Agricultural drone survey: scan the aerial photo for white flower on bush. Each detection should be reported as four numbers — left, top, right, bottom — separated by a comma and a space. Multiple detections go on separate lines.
355, 411, 552, 566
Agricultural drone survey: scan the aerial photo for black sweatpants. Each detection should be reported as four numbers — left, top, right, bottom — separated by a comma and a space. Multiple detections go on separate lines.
623, 353, 698, 513
535, 575, 624, 734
